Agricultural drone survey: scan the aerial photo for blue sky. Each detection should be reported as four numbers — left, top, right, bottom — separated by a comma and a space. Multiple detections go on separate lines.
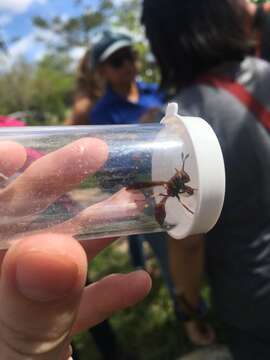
0, 0, 102, 69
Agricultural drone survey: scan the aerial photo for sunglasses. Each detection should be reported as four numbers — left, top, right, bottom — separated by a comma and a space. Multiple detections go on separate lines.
105, 49, 137, 69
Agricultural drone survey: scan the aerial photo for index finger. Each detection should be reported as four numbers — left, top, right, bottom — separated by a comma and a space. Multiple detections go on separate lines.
0, 137, 108, 218
0, 138, 108, 243
0, 141, 27, 179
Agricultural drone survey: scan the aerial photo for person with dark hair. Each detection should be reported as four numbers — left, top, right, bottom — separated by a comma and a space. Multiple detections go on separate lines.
142, 0, 270, 359
89, 30, 163, 125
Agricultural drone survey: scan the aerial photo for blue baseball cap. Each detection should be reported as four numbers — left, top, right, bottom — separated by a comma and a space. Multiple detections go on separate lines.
91, 30, 133, 67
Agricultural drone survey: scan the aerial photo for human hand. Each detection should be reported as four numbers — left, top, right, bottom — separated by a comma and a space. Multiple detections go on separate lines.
0, 139, 152, 359
184, 319, 216, 346
0, 138, 145, 245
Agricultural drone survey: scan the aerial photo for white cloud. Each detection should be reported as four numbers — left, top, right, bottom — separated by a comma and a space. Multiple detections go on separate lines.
9, 27, 57, 57
0, 0, 46, 14
67, 46, 86, 71
32, 47, 46, 62
0, 29, 47, 71
69, 47, 85, 62
113, 0, 131, 4
9, 33, 34, 57
0, 27, 87, 72
0, 33, 35, 71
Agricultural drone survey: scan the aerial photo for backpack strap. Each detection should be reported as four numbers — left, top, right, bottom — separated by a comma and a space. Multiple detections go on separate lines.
197, 74, 270, 131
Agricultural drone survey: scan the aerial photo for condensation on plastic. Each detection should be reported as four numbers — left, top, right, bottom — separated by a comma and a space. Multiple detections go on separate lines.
0, 103, 225, 249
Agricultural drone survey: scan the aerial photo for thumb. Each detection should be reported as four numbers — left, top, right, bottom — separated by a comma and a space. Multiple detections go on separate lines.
0, 233, 87, 359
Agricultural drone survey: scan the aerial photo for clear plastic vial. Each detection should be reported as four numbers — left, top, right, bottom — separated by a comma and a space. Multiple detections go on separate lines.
0, 103, 225, 249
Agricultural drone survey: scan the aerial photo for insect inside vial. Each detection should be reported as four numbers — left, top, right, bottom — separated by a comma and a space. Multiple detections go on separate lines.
126, 153, 195, 226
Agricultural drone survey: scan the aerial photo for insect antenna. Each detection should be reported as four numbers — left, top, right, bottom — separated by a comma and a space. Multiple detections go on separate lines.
181, 152, 190, 171
178, 197, 194, 214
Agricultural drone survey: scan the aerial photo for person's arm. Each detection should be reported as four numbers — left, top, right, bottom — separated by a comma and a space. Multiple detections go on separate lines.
169, 234, 204, 307
65, 95, 93, 125
169, 234, 215, 345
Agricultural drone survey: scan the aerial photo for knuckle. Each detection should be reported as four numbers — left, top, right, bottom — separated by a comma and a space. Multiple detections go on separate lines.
0, 314, 70, 356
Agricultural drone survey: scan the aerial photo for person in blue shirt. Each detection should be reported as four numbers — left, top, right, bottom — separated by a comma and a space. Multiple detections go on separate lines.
89, 30, 175, 298
89, 30, 164, 126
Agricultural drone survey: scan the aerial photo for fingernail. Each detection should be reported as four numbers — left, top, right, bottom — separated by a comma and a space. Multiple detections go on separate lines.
16, 251, 79, 302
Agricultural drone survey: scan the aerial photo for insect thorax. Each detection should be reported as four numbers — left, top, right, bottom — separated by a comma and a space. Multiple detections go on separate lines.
168, 176, 184, 197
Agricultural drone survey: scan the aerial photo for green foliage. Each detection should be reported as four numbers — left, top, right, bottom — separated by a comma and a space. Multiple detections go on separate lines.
0, 60, 35, 115
32, 0, 114, 49
0, 22, 7, 53
0, 37, 7, 53
32, 55, 74, 122
111, 0, 160, 83
112, 0, 142, 34
74, 242, 185, 360
32, 16, 48, 29
0, 55, 74, 124
73, 241, 228, 360
33, 0, 159, 84
0, 0, 161, 123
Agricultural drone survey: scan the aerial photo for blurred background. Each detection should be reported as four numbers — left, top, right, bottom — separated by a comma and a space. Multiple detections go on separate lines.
0, 1, 269, 359
0, 0, 159, 125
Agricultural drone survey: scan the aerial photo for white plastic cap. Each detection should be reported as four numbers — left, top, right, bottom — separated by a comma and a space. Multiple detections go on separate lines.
151, 103, 225, 239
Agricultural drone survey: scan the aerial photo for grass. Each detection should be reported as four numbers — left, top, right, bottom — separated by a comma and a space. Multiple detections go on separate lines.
73, 239, 228, 360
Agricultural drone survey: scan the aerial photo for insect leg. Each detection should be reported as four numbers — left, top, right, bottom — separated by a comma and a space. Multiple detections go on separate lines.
126, 181, 167, 190
181, 152, 190, 171
155, 196, 168, 225
182, 185, 197, 196
178, 197, 194, 214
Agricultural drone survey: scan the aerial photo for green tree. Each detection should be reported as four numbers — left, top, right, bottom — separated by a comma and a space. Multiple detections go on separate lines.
32, 54, 74, 122
0, 37, 7, 53
33, 0, 159, 83
0, 55, 74, 124
33, 0, 114, 50
111, 0, 160, 83
0, 59, 35, 115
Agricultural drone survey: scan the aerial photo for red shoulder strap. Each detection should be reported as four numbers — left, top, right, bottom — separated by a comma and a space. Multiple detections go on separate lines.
197, 75, 270, 131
